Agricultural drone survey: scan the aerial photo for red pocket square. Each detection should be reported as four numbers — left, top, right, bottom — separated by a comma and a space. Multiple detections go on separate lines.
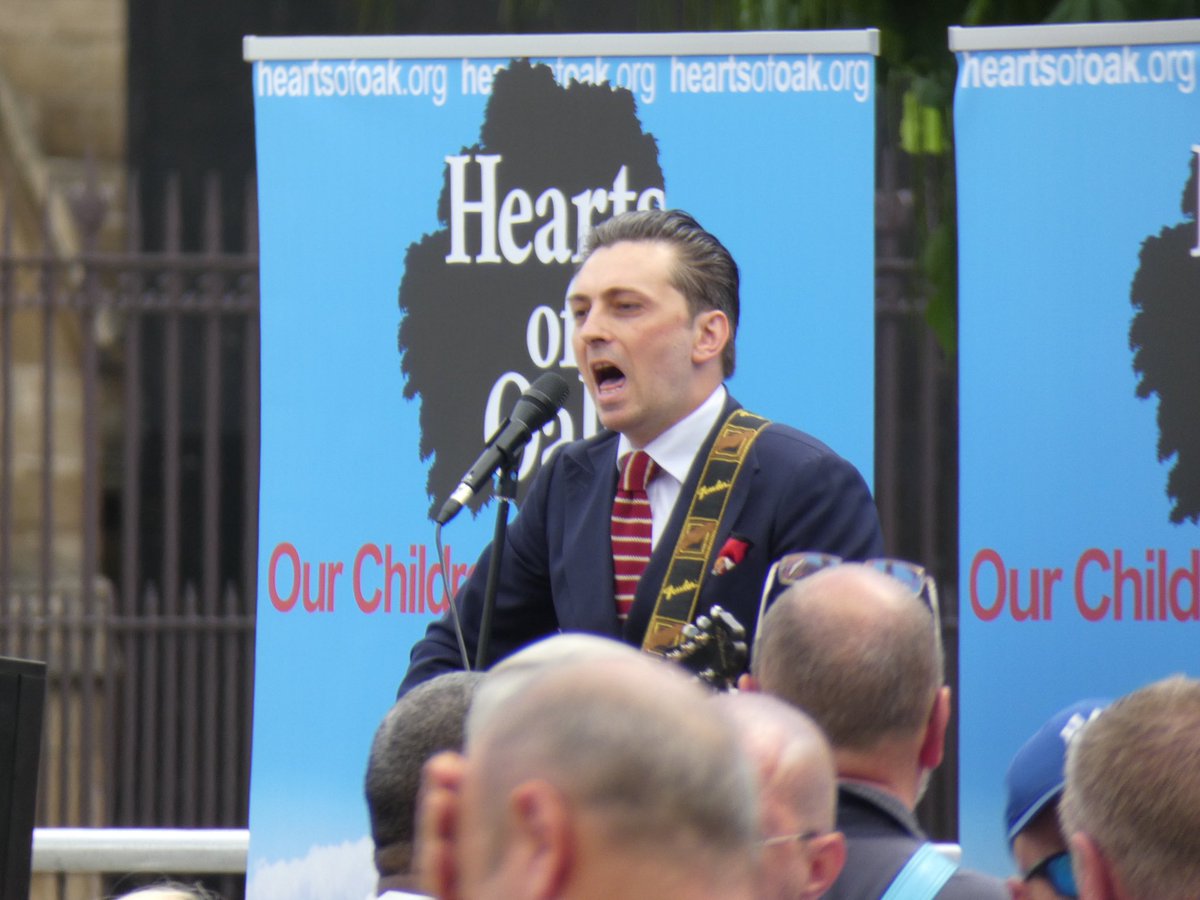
712, 536, 751, 575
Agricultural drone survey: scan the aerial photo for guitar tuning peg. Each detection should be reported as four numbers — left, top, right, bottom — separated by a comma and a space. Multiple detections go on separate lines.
681, 623, 699, 639
696, 615, 712, 629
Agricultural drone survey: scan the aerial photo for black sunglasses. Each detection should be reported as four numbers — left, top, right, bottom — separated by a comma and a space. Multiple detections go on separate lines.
1024, 851, 1077, 898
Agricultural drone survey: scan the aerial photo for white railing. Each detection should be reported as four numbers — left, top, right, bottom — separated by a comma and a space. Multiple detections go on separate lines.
31, 828, 249, 874
26, 829, 957, 880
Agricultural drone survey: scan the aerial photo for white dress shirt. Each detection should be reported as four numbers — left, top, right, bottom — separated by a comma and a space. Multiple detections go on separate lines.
615, 385, 727, 548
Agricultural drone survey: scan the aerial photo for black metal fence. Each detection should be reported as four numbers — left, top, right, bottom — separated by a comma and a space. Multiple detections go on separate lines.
0, 171, 258, 899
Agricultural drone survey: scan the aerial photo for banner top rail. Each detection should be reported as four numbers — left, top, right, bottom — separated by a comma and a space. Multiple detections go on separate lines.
243, 30, 880, 62
949, 19, 1200, 51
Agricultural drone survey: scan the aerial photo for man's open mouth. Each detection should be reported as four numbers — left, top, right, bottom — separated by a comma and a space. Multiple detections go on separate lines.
593, 362, 626, 395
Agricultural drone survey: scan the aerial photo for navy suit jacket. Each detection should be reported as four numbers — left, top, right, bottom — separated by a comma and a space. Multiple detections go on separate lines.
399, 394, 884, 694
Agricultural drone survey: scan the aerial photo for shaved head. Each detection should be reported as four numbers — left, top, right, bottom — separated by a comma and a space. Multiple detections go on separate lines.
752, 564, 942, 750
716, 691, 845, 900
459, 655, 759, 898
717, 691, 838, 833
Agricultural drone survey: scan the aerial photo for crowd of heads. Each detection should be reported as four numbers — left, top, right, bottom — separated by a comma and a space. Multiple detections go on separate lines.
997, 665, 1200, 900
366, 554, 952, 899
366, 552, 1200, 900
368, 632, 852, 899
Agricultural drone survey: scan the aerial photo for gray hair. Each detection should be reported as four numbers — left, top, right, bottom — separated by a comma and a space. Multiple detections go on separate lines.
365, 671, 482, 852
1061, 674, 1200, 900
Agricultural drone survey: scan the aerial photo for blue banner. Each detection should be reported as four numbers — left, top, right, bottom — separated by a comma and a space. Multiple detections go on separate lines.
245, 33, 878, 899
953, 21, 1200, 878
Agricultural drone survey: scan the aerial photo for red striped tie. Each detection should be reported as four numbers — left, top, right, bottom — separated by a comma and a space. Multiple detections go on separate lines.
612, 450, 657, 622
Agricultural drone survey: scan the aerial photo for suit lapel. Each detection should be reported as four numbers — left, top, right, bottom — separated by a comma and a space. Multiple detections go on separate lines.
708, 429, 758, 587
561, 437, 621, 633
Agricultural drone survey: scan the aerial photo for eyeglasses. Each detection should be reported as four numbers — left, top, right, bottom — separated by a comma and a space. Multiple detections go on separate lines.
755, 552, 941, 649
760, 829, 822, 848
1023, 851, 1077, 898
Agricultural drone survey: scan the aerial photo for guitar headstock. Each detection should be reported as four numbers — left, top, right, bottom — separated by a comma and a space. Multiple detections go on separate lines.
664, 605, 748, 691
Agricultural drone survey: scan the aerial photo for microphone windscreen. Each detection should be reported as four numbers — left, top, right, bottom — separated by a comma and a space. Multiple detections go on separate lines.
512, 372, 570, 430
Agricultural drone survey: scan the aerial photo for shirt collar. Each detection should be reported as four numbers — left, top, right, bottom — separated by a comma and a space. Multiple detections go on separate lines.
838, 780, 925, 838
616, 385, 727, 483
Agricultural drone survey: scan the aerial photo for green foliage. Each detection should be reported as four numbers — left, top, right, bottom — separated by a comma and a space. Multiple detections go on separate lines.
1045, 0, 1130, 20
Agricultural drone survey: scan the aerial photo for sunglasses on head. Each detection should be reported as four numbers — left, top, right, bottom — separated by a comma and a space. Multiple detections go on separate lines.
1024, 851, 1077, 898
755, 552, 941, 648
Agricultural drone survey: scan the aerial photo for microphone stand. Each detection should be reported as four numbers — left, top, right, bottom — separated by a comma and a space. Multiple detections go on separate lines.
475, 451, 521, 670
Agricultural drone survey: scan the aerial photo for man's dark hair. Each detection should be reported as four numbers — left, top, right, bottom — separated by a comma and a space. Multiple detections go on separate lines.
365, 671, 482, 869
583, 209, 740, 376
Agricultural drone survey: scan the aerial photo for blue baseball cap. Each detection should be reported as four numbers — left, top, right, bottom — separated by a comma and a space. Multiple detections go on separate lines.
1004, 699, 1109, 845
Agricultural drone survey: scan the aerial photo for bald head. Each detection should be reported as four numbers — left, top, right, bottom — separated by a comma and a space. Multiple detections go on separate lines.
717, 691, 838, 833
716, 692, 846, 900
469, 632, 642, 739
752, 564, 943, 751
459, 655, 759, 898
1061, 675, 1200, 900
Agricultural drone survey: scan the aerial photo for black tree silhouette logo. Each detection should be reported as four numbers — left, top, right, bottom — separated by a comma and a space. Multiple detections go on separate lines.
1129, 153, 1200, 525
397, 60, 664, 520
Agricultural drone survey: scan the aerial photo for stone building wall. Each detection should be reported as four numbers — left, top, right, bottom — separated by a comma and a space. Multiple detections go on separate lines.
0, 0, 126, 163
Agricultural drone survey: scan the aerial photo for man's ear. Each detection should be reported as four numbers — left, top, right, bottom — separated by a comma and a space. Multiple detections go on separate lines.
737, 672, 760, 693
508, 780, 574, 900
918, 686, 951, 771
800, 831, 847, 900
691, 309, 730, 366
1070, 831, 1114, 900
416, 750, 468, 900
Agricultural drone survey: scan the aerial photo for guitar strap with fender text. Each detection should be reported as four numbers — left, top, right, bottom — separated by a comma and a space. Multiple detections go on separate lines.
641, 408, 771, 655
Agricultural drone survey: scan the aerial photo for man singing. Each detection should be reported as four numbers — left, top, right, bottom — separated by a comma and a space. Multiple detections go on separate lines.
399, 208, 883, 693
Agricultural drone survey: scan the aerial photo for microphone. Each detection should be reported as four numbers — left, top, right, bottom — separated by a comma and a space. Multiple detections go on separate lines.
436, 372, 570, 525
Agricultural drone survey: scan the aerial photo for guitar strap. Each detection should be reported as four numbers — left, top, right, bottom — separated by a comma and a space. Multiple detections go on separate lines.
641, 409, 771, 656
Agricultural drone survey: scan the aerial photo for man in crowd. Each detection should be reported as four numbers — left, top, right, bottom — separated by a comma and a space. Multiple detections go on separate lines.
365, 671, 482, 899
1003, 698, 1108, 900
420, 654, 761, 900
400, 208, 883, 692
745, 561, 1007, 899
717, 690, 847, 899
1060, 675, 1200, 900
